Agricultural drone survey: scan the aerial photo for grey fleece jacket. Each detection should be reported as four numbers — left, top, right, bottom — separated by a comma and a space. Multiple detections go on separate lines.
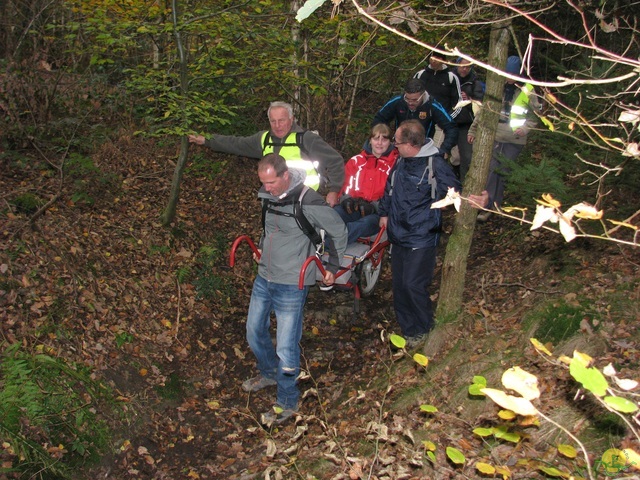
203, 125, 345, 193
257, 168, 348, 286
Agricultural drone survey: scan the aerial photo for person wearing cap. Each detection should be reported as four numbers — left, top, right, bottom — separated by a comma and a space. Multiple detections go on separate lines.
188, 101, 345, 207
372, 78, 458, 158
467, 55, 541, 221
452, 58, 485, 182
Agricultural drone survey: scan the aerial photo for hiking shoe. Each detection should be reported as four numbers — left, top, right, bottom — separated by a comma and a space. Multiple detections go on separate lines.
261, 405, 298, 426
318, 282, 334, 292
477, 211, 492, 223
241, 374, 276, 392
405, 333, 430, 349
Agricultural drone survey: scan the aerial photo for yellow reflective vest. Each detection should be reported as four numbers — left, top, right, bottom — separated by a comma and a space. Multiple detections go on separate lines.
509, 83, 535, 130
261, 132, 320, 190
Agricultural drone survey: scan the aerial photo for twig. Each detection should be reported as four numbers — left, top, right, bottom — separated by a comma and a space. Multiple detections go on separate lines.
483, 282, 562, 295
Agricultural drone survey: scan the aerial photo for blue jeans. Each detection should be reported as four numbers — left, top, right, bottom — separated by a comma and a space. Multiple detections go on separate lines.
391, 245, 437, 337
246, 274, 309, 410
334, 204, 380, 244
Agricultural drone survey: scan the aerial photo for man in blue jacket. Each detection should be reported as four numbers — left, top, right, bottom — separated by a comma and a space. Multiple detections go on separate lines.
373, 78, 458, 159
378, 120, 460, 348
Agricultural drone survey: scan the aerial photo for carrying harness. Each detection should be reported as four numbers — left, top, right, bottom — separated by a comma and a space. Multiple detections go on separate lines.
261, 183, 324, 255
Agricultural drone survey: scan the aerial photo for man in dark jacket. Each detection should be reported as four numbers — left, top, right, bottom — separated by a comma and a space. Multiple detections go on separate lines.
188, 101, 344, 206
452, 58, 485, 181
243, 154, 347, 425
414, 54, 463, 119
373, 78, 458, 158
378, 120, 460, 349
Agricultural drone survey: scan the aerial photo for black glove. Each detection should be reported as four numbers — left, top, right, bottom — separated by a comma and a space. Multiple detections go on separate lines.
357, 200, 375, 217
341, 197, 355, 215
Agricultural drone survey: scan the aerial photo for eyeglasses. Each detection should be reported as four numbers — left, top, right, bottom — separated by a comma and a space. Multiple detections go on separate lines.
392, 136, 408, 146
403, 92, 425, 105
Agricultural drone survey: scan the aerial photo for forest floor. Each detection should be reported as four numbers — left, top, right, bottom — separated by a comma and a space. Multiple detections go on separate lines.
1, 134, 639, 480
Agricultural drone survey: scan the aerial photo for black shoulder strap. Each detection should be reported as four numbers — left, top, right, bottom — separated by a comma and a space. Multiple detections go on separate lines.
261, 184, 322, 247
262, 131, 309, 157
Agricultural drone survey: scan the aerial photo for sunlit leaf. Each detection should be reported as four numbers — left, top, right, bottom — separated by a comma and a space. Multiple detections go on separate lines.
530, 205, 557, 230
426, 450, 436, 463
413, 353, 429, 366
295, 0, 326, 22
496, 465, 512, 479
446, 446, 465, 465
476, 462, 496, 474
498, 409, 516, 420
473, 427, 493, 437
600, 448, 633, 474
389, 334, 406, 349
621, 449, 640, 471
502, 367, 540, 400
493, 425, 520, 443
558, 215, 577, 242
618, 109, 640, 123
540, 116, 555, 131
603, 363, 617, 376
607, 219, 638, 230
422, 440, 436, 451
469, 384, 486, 396
623, 142, 640, 157
604, 396, 639, 413
557, 444, 578, 458
481, 388, 538, 416
420, 404, 438, 413
536, 193, 562, 208
563, 202, 602, 220
530, 338, 553, 356
472, 376, 487, 386
538, 465, 570, 477
613, 377, 639, 391
431, 187, 461, 211
569, 356, 608, 397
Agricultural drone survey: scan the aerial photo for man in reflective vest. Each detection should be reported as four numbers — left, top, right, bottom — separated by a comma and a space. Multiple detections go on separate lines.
467, 56, 541, 221
189, 101, 345, 206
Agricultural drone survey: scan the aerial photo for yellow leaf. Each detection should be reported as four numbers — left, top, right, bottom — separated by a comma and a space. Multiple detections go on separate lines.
572, 350, 593, 367
540, 116, 555, 131
422, 440, 436, 451
480, 388, 538, 416
608, 219, 638, 230
558, 355, 572, 365
544, 92, 558, 104
496, 465, 512, 479
557, 444, 577, 458
139, 368, 148, 376
530, 338, 553, 356
413, 353, 429, 366
537, 193, 562, 208
476, 462, 496, 474
502, 367, 540, 400
161, 319, 172, 328
498, 409, 516, 420
622, 449, 640, 471
312, 326, 320, 335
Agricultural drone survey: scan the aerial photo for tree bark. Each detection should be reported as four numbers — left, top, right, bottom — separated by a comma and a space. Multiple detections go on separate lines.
434, 18, 512, 325
161, 0, 189, 227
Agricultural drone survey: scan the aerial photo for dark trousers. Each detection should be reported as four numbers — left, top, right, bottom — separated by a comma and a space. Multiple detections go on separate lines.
391, 245, 437, 337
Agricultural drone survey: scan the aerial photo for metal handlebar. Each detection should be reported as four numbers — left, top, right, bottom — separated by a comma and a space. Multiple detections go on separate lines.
229, 235, 261, 267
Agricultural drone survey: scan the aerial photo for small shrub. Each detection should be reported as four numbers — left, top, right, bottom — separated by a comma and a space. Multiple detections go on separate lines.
0, 343, 113, 479
11, 193, 44, 214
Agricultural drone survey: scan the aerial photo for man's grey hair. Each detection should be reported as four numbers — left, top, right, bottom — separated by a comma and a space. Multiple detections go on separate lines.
268, 101, 294, 119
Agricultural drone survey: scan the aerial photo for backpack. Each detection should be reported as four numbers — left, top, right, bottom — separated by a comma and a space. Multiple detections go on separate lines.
388, 157, 437, 200
261, 183, 323, 251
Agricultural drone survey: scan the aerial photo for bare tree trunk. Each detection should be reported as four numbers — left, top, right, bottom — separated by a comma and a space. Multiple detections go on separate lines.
434, 18, 512, 325
161, 0, 189, 226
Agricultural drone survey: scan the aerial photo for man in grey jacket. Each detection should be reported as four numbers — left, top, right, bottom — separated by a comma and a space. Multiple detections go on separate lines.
188, 101, 345, 206
242, 154, 347, 425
